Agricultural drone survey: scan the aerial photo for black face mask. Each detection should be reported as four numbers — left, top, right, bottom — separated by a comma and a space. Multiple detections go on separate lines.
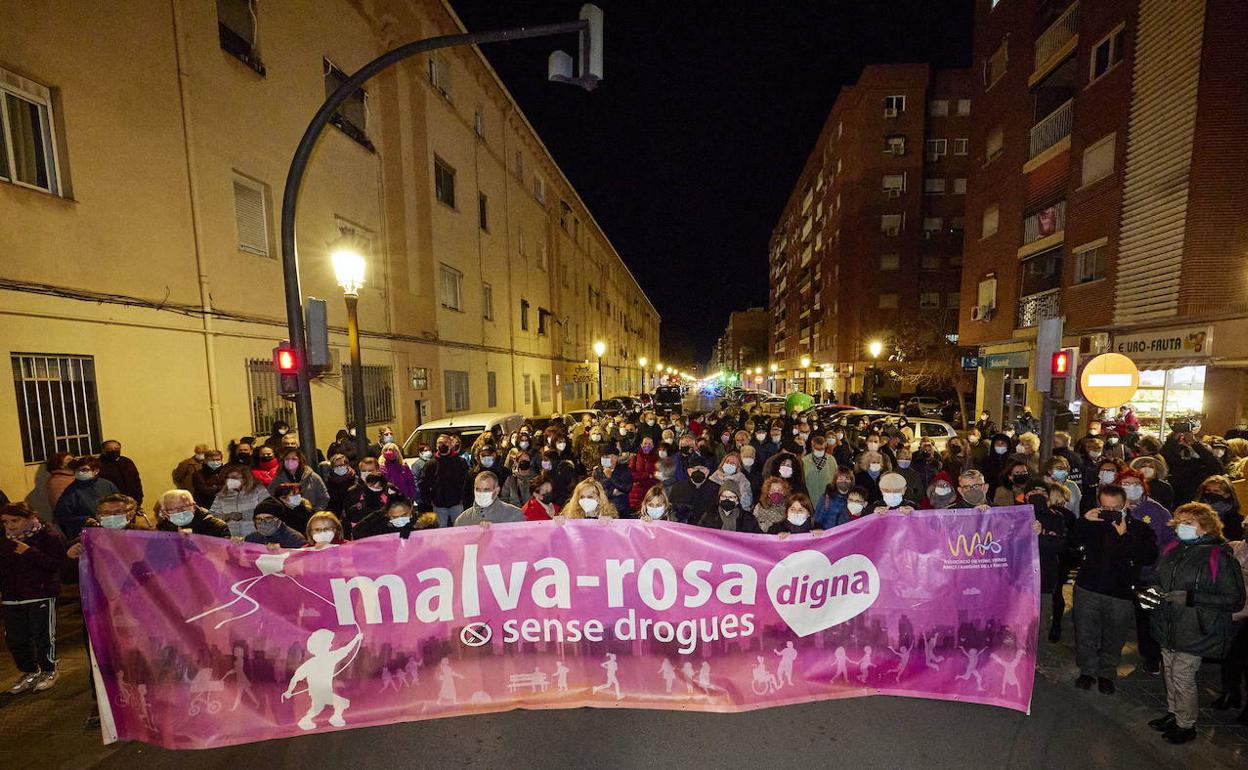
437, 445, 450, 455
1011, 473, 1029, 485
518, 460, 532, 471
540, 492, 554, 504
690, 470, 707, 484
101, 450, 121, 461
717, 498, 738, 513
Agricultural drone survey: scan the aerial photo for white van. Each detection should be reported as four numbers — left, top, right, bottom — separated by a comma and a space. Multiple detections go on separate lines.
401, 412, 524, 463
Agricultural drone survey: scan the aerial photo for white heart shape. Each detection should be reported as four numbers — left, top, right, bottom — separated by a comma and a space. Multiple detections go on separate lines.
766, 551, 880, 637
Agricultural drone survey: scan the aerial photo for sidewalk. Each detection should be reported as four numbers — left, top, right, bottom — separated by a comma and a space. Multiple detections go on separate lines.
1036, 584, 1247, 766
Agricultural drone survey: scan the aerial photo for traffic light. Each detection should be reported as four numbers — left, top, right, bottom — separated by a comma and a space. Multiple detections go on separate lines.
1051, 350, 1071, 377
274, 344, 299, 400
1049, 350, 1071, 399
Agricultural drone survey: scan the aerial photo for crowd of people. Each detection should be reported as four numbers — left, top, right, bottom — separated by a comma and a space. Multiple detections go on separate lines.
1, 403, 1246, 745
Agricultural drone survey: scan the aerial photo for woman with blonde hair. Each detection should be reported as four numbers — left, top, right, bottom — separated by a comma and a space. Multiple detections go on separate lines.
379, 442, 417, 500
210, 465, 271, 538
559, 478, 615, 519
304, 511, 345, 549
638, 485, 675, 522
854, 450, 890, 502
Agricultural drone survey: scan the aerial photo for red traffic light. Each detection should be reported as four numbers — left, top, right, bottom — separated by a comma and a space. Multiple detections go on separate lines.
1051, 350, 1071, 377
275, 347, 297, 373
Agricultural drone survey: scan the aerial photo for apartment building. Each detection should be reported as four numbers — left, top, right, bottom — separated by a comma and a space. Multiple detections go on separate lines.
0, 0, 658, 506
960, 0, 1248, 434
710, 308, 769, 376
769, 64, 971, 400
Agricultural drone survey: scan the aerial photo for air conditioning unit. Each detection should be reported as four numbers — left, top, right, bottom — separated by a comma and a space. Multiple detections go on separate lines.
884, 107, 899, 118
886, 188, 902, 198
970, 304, 996, 321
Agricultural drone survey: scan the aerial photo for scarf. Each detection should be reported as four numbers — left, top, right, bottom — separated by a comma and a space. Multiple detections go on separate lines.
718, 506, 742, 531
754, 504, 785, 533
7, 517, 45, 542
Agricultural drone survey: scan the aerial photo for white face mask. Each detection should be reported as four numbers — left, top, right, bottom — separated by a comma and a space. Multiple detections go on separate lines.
1098, 470, 1116, 485
578, 497, 600, 514
867, 442, 880, 451
420, 450, 433, 460
1140, 466, 1156, 479
312, 530, 336, 544
168, 511, 194, 527
847, 501, 865, 515
778, 466, 793, 479
787, 510, 810, 526
541, 460, 554, 471
647, 420, 656, 426
1124, 485, 1144, 501
226, 478, 243, 491
742, 457, 755, 468
100, 514, 128, 529
645, 505, 666, 519
76, 471, 95, 482
480, 457, 495, 468
994, 446, 1008, 455
934, 485, 952, 497
898, 460, 912, 469
601, 457, 613, 468
332, 466, 350, 476
868, 463, 882, 473
193, 453, 205, 461
389, 516, 410, 528
813, 450, 826, 458
285, 495, 303, 508
722, 463, 738, 475
1015, 444, 1026, 453
474, 490, 495, 508
882, 492, 904, 507
1176, 522, 1199, 541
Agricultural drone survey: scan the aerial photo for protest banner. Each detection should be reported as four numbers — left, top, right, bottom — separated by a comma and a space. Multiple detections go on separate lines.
80, 507, 1039, 749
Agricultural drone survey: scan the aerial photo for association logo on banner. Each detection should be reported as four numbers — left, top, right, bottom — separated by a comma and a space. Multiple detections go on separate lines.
765, 552, 879, 637
944, 528, 1007, 570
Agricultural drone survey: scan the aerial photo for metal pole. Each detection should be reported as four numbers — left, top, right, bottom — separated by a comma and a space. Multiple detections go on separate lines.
345, 293, 368, 452
279, 20, 590, 464
597, 357, 604, 402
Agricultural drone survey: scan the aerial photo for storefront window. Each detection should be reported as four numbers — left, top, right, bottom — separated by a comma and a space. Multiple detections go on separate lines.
1131, 366, 1205, 437
1003, 367, 1029, 425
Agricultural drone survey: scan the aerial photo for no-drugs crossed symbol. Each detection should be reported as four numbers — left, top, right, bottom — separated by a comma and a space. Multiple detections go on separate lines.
460, 622, 493, 648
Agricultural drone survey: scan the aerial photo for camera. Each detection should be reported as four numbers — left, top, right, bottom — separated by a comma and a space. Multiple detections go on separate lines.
1100, 509, 1124, 525
1171, 420, 1193, 434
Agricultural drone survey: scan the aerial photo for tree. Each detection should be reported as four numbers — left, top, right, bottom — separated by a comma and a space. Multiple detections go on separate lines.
881, 308, 974, 429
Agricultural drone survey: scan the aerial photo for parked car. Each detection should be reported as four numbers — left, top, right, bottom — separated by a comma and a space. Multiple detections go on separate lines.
868, 415, 959, 452
402, 412, 525, 465
610, 395, 642, 417
797, 404, 857, 428
637, 393, 655, 410
591, 398, 627, 416
654, 385, 684, 415
904, 396, 945, 418
565, 408, 605, 426
756, 396, 789, 417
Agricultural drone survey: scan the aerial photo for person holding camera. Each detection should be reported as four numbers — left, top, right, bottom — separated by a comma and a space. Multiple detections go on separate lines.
1144, 502, 1246, 744
1071, 484, 1159, 694
1161, 424, 1223, 507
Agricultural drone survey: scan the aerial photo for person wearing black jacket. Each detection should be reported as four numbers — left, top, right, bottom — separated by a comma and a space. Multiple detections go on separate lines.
1027, 481, 1075, 642
696, 481, 761, 532
0, 502, 68, 694
243, 507, 307, 549
668, 457, 720, 525
342, 472, 390, 537
353, 497, 430, 539
153, 490, 230, 538
768, 493, 817, 536
1071, 484, 1158, 694
420, 435, 470, 526
1161, 430, 1223, 507
1145, 502, 1247, 744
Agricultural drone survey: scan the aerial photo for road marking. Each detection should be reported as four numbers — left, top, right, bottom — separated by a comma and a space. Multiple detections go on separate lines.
460, 622, 492, 647
576, 575, 600, 587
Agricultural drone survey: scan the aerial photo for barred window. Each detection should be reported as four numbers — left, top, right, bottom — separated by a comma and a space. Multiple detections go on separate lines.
11, 354, 102, 464
342, 364, 395, 425
246, 358, 296, 436
445, 370, 470, 412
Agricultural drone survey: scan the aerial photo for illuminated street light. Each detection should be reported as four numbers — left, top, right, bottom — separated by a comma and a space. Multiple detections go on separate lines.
637, 356, 647, 393
868, 340, 884, 359
593, 340, 606, 401
800, 355, 811, 368
330, 234, 368, 444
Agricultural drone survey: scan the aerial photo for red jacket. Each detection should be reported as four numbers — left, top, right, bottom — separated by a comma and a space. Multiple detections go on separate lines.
522, 497, 554, 522
628, 451, 659, 511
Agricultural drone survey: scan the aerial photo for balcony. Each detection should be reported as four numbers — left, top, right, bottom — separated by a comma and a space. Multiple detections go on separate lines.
1023, 200, 1066, 245
1034, 2, 1079, 73
1029, 99, 1073, 159
1017, 288, 1062, 328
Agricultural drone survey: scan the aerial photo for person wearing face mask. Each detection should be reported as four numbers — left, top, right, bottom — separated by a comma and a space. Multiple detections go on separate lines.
1071, 485, 1158, 694
559, 479, 616, 520
522, 474, 558, 522
363, 426, 396, 460
923, 472, 959, 509
844, 488, 871, 523
1117, 468, 1171, 674
268, 449, 330, 512
710, 451, 754, 512
263, 420, 292, 452
974, 412, 997, 439
964, 428, 988, 470
1196, 476, 1245, 541
580, 425, 608, 472
953, 470, 990, 509
1051, 432, 1083, 485
1020, 481, 1071, 640
651, 457, 679, 499
592, 444, 634, 519
96, 440, 143, 507
639, 485, 678, 524
939, 438, 968, 481
210, 467, 270, 538
327, 429, 362, 465
261, 482, 311, 533
239, 504, 305, 548
1144, 503, 1247, 744
172, 443, 211, 492
351, 495, 421, 539
979, 434, 1014, 498
638, 411, 662, 445
500, 451, 535, 507
0, 502, 68, 696
54, 457, 121, 539
1129, 456, 1174, 514
668, 459, 720, 525
552, 433, 581, 475
463, 445, 509, 507
738, 445, 764, 502
455, 472, 524, 526
752, 479, 791, 533
374, 443, 416, 502
409, 442, 433, 496
188, 450, 227, 509
252, 447, 280, 486
323, 454, 357, 518
342, 471, 390, 536
754, 422, 784, 468
770, 493, 816, 537
1160, 428, 1223, 507
1043, 456, 1082, 515
801, 436, 836, 503
992, 461, 1035, 507
893, 448, 925, 503
870, 473, 918, 515
854, 450, 889, 503
538, 448, 576, 506
815, 467, 855, 528
419, 434, 471, 527
628, 438, 661, 512
1083, 458, 1126, 514
155, 490, 229, 538
303, 512, 345, 550
764, 451, 805, 497
228, 437, 256, 467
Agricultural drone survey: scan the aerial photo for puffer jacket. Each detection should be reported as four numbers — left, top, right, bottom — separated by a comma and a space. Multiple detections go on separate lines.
1150, 536, 1247, 658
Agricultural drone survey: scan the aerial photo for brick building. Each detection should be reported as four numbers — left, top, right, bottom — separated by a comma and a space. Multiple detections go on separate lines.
960, 0, 1248, 434
710, 308, 769, 377
769, 64, 972, 401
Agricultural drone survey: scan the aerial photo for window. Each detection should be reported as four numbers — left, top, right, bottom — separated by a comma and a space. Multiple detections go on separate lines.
923, 217, 943, 235
928, 100, 949, 117
444, 370, 470, 412
559, 200, 572, 230
925, 139, 947, 160
986, 126, 1004, 162
884, 135, 906, 155
11, 354, 102, 464
884, 95, 906, 115
957, 99, 971, 116
984, 39, 1008, 88
522, 374, 532, 405
514, 151, 524, 178
920, 292, 941, 310
878, 293, 899, 309
1074, 240, 1108, 283
954, 177, 967, 195
880, 253, 900, 271
882, 174, 906, 194
486, 371, 497, 408
533, 175, 546, 204
216, 0, 265, 74
478, 192, 488, 230
921, 255, 941, 270
428, 56, 451, 98
881, 214, 903, 235
0, 72, 62, 194
538, 308, 550, 335
482, 282, 494, 320
245, 358, 296, 435
1081, 133, 1116, 186
540, 374, 552, 403
981, 204, 999, 238
538, 238, 548, 271
924, 177, 946, 195
232, 174, 270, 257
434, 156, 456, 208
1090, 26, 1126, 84
473, 109, 484, 137
953, 138, 969, 156
324, 61, 372, 150
520, 299, 530, 331
342, 364, 395, 425
946, 292, 962, 309
439, 264, 462, 310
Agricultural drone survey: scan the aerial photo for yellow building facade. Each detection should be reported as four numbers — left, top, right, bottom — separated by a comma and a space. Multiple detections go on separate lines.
0, 0, 658, 510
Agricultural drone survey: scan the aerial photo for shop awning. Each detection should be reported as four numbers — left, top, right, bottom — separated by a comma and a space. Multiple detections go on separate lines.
1128, 358, 1211, 370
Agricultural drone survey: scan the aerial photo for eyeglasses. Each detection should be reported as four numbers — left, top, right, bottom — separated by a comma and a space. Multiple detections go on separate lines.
165, 505, 195, 515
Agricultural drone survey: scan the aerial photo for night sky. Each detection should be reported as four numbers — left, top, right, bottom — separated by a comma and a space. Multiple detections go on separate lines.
450, 0, 973, 367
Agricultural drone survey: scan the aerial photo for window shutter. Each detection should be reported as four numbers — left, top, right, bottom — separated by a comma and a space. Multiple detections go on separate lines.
233, 178, 268, 256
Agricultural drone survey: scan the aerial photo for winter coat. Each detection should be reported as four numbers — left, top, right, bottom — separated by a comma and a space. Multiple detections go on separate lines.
210, 486, 272, 538
54, 477, 120, 540
0, 524, 67, 600
1071, 514, 1158, 600
668, 479, 721, 525
594, 464, 634, 518
895, 466, 925, 504
1150, 536, 1247, 658
501, 469, 536, 508
254, 496, 311, 534
98, 454, 144, 504
267, 465, 330, 511
419, 454, 470, 509
45, 469, 75, 513
190, 464, 227, 509
696, 505, 762, 533
815, 491, 850, 529
629, 451, 660, 511
155, 508, 231, 538
854, 469, 884, 503
325, 469, 357, 516
172, 456, 202, 492
1034, 504, 1069, 594
244, 523, 307, 549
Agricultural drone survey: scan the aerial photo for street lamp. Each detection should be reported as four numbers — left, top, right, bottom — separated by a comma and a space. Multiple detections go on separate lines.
868, 340, 884, 360
331, 235, 368, 447
800, 355, 812, 395
638, 356, 647, 393
593, 340, 607, 402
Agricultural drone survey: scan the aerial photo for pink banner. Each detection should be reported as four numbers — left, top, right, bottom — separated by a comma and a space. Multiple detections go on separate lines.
80, 506, 1039, 749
